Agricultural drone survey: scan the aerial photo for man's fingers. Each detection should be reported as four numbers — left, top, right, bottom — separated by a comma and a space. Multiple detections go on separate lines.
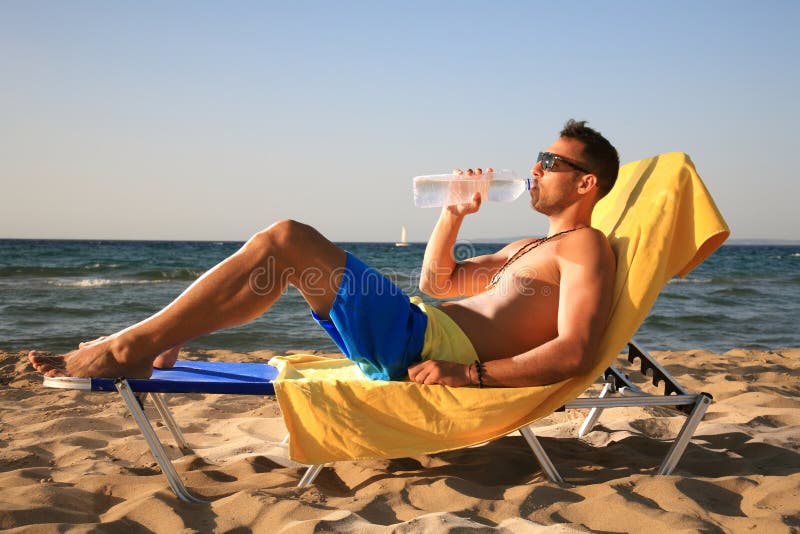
414, 366, 439, 385
411, 370, 430, 384
407, 362, 424, 382
408, 361, 440, 384
452, 167, 493, 177
409, 360, 473, 387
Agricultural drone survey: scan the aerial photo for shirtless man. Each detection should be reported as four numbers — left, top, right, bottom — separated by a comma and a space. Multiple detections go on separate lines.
29, 119, 618, 388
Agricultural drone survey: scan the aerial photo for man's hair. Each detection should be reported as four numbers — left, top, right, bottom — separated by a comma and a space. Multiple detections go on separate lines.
560, 119, 619, 199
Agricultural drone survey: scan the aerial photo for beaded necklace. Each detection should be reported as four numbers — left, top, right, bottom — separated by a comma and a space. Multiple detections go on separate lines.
486, 227, 584, 289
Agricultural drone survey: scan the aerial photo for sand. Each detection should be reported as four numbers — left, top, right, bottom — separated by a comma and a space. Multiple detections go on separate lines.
1, 347, 798, 533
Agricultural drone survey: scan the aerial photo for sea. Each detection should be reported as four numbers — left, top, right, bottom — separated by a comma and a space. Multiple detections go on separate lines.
1, 239, 798, 355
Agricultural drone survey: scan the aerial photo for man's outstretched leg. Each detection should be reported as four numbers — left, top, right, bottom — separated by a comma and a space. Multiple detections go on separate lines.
28, 220, 347, 378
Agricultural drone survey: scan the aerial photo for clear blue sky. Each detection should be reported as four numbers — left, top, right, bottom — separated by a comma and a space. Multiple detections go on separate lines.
2, 1, 798, 242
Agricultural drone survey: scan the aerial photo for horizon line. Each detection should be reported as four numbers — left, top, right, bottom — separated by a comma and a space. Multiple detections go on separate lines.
1, 237, 799, 246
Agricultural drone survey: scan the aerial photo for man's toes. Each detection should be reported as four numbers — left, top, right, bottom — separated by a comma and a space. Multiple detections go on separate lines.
28, 350, 43, 364
29, 352, 52, 369
28, 351, 67, 373
31, 360, 55, 373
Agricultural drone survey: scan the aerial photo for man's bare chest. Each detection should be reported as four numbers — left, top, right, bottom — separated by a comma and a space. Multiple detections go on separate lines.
500, 243, 561, 289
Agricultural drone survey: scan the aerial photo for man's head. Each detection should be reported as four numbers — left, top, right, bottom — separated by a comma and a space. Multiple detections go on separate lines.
559, 119, 619, 199
530, 120, 619, 215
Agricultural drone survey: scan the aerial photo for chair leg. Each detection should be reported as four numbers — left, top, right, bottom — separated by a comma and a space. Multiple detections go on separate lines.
297, 464, 324, 487
282, 434, 324, 487
657, 393, 712, 475
150, 393, 192, 454
115, 380, 208, 503
578, 382, 612, 437
519, 426, 564, 484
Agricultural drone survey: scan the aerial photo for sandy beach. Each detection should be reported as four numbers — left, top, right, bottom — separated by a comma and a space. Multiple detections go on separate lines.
1, 347, 798, 532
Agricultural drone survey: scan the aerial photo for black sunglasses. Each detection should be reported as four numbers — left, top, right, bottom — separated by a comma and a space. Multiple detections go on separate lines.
537, 151, 591, 174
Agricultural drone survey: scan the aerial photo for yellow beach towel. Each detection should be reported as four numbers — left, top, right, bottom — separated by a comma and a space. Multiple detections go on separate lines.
271, 152, 730, 465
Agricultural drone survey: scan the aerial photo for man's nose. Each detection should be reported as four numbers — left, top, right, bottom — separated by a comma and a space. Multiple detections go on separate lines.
531, 161, 543, 177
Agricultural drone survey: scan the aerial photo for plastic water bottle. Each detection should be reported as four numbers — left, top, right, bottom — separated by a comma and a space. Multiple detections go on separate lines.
412, 169, 531, 208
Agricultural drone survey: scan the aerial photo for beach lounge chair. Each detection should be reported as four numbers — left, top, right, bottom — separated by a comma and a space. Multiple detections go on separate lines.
41, 151, 729, 502
268, 151, 729, 484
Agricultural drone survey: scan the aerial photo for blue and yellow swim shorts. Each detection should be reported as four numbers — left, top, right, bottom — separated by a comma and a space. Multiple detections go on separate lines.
312, 252, 478, 381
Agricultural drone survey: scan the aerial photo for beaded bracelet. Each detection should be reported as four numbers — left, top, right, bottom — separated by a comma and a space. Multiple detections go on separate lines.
474, 360, 484, 388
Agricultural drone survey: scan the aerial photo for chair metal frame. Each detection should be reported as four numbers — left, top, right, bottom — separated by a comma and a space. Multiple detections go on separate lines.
61, 339, 711, 501
527, 340, 713, 483
293, 340, 713, 487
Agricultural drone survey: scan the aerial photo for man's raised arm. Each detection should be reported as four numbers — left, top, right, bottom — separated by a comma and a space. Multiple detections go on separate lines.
419, 189, 515, 299
419, 195, 472, 298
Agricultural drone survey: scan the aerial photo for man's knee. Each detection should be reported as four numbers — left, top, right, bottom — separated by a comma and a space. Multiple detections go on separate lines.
250, 219, 318, 254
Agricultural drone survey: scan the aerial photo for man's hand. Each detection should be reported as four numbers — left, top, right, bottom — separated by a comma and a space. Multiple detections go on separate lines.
408, 359, 471, 387
445, 167, 492, 217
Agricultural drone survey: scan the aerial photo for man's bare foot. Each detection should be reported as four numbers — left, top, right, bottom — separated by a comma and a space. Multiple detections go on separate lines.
28, 335, 154, 379
79, 336, 179, 370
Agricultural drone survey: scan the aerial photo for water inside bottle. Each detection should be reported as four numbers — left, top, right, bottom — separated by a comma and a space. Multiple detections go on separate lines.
413, 174, 529, 208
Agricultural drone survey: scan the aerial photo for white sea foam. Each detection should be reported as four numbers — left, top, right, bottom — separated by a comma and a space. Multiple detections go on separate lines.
47, 278, 169, 288
667, 277, 712, 284
81, 263, 121, 269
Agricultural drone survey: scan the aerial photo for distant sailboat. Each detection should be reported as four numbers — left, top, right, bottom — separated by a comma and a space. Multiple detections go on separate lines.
395, 225, 410, 247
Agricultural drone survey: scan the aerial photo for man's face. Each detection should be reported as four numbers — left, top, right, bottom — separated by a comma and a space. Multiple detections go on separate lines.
529, 137, 589, 215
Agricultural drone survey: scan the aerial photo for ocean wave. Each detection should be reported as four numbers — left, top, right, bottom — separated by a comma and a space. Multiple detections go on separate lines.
667, 277, 712, 284
768, 252, 800, 259
0, 266, 87, 277
82, 263, 121, 269
709, 286, 764, 297
0, 264, 125, 276
47, 278, 173, 288
135, 269, 204, 280
1, 265, 203, 281
644, 313, 727, 327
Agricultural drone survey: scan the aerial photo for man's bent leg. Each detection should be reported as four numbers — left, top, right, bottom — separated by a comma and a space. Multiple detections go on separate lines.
28, 220, 347, 378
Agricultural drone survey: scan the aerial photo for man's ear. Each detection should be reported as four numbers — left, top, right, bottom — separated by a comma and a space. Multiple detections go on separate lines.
577, 173, 597, 195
